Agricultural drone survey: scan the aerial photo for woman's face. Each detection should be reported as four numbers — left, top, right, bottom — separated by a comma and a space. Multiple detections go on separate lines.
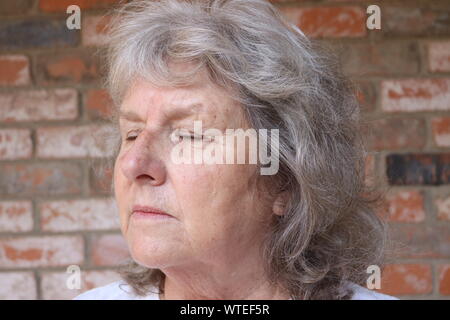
114, 66, 275, 270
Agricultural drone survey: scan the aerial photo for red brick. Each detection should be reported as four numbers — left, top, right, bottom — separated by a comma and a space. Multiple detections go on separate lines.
0, 0, 34, 15
389, 223, 450, 259
40, 0, 121, 12
82, 15, 112, 46
0, 89, 78, 123
428, 41, 450, 73
383, 5, 450, 37
279, 6, 366, 38
0, 55, 30, 86
36, 52, 100, 84
0, 163, 82, 196
378, 264, 432, 295
0, 236, 84, 268
363, 118, 426, 151
439, 264, 450, 295
41, 269, 121, 300
381, 78, 450, 112
0, 201, 33, 232
0, 272, 37, 299
364, 154, 375, 187
90, 233, 130, 266
355, 81, 376, 113
431, 117, 450, 148
84, 89, 113, 120
435, 195, 450, 221
0, 129, 32, 160
383, 190, 425, 222
89, 161, 114, 195
39, 198, 120, 232
37, 124, 116, 158
339, 42, 420, 76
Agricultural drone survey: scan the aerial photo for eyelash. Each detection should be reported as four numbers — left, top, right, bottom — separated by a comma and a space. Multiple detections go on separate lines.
178, 133, 207, 141
124, 132, 211, 142
126, 135, 137, 141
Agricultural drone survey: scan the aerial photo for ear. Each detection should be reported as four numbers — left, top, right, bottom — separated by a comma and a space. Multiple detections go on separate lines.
272, 192, 289, 216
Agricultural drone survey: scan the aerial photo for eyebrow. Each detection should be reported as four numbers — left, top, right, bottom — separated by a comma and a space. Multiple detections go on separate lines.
119, 103, 207, 123
118, 110, 143, 122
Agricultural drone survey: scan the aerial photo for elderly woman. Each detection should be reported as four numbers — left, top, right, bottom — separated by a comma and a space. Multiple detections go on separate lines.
75, 0, 397, 300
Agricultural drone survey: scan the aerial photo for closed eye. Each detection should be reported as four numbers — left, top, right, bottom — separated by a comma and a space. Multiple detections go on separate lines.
125, 132, 138, 141
178, 133, 214, 142
179, 133, 204, 140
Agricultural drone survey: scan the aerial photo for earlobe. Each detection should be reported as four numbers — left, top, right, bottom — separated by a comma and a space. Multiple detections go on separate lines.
272, 192, 288, 216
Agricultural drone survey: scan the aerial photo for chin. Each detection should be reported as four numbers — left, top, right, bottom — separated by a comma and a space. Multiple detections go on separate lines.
128, 237, 177, 269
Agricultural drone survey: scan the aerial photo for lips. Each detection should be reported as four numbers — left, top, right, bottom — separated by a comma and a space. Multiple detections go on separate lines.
131, 205, 173, 217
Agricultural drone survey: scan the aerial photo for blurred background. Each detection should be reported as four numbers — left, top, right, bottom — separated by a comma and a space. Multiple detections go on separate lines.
0, 0, 449, 300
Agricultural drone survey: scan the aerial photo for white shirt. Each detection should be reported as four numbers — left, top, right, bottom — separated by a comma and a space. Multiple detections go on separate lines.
73, 280, 399, 300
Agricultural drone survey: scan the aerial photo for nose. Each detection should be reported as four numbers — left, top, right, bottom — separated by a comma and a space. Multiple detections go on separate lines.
120, 130, 166, 186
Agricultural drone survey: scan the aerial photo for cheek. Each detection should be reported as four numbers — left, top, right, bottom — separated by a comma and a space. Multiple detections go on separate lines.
113, 158, 124, 201
113, 157, 129, 231
171, 163, 259, 231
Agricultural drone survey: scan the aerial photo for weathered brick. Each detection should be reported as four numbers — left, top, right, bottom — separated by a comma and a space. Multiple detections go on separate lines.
0, 163, 82, 195
84, 89, 113, 120
378, 264, 432, 295
382, 5, 450, 37
90, 233, 130, 266
279, 6, 366, 38
35, 51, 101, 84
0, 272, 37, 299
82, 15, 112, 46
439, 264, 450, 295
0, 89, 78, 123
435, 194, 450, 221
428, 41, 450, 73
0, 236, 84, 268
363, 118, 426, 151
382, 190, 425, 222
364, 153, 375, 187
39, 198, 120, 231
0, 55, 30, 86
40, 0, 121, 12
0, 19, 78, 49
355, 81, 376, 113
41, 269, 121, 300
386, 153, 450, 186
0, 0, 34, 16
0, 129, 32, 160
0, 201, 33, 232
339, 42, 420, 76
37, 124, 116, 158
389, 223, 450, 259
431, 117, 450, 148
381, 78, 450, 113
89, 161, 113, 195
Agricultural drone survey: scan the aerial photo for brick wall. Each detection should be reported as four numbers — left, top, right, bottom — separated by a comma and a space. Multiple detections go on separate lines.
0, 0, 449, 299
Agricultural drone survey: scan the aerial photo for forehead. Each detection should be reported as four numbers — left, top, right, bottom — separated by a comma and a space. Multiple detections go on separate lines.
119, 76, 246, 127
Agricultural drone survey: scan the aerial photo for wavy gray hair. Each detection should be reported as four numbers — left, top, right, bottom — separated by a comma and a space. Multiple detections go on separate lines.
99, 0, 390, 299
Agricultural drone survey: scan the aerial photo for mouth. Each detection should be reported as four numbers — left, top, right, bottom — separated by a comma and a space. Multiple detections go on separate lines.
131, 205, 174, 219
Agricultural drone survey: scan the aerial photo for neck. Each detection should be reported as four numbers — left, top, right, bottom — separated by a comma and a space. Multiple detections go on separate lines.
158, 257, 290, 300
160, 274, 290, 300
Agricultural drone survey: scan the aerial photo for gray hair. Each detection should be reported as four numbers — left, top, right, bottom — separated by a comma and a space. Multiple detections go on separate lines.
100, 0, 390, 299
